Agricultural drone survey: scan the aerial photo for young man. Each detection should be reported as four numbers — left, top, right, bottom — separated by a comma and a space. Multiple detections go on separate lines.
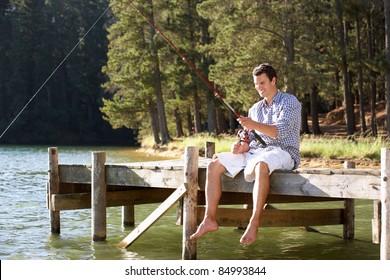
190, 63, 301, 245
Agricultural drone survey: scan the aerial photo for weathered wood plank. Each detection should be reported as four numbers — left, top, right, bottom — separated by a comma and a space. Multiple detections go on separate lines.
59, 165, 91, 184
58, 160, 381, 200
118, 184, 187, 248
372, 200, 381, 244
217, 170, 381, 199
122, 205, 135, 227
48, 147, 60, 234
182, 146, 199, 260
106, 165, 184, 188
197, 207, 344, 228
51, 188, 175, 211
91, 152, 106, 241
343, 162, 355, 240
197, 192, 344, 205
381, 148, 390, 260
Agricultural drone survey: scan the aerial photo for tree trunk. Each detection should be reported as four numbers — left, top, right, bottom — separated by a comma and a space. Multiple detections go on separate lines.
149, 99, 161, 144
200, 15, 217, 135
310, 84, 322, 135
301, 93, 310, 134
335, 0, 355, 137
301, 107, 310, 134
193, 89, 202, 133
186, 108, 194, 135
282, 0, 296, 93
229, 112, 235, 135
355, 13, 367, 135
186, 0, 203, 134
385, 0, 390, 138
206, 92, 217, 134
148, 0, 171, 144
366, 2, 377, 137
174, 106, 184, 137
216, 109, 227, 133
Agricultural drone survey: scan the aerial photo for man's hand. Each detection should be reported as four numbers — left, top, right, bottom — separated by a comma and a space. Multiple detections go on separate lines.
231, 141, 250, 154
237, 116, 255, 130
238, 116, 278, 139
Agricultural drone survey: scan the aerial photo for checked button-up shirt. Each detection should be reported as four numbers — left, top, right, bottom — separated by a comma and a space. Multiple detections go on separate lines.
247, 90, 302, 169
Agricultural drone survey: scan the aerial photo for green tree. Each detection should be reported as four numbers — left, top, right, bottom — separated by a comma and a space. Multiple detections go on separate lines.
102, 0, 173, 144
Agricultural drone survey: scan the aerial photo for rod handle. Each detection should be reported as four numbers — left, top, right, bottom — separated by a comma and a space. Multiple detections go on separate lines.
250, 130, 267, 146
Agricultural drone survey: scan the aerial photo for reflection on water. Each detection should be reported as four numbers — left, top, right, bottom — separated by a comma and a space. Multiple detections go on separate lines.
0, 145, 380, 260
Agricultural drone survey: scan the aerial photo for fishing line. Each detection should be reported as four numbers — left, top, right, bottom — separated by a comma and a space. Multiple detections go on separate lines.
127, 0, 266, 146
0, 1, 115, 140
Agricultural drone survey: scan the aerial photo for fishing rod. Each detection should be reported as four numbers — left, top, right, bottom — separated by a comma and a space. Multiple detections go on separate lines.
126, 0, 266, 146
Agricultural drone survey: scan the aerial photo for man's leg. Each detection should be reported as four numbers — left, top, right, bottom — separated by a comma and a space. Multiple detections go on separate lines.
240, 161, 270, 245
190, 157, 227, 240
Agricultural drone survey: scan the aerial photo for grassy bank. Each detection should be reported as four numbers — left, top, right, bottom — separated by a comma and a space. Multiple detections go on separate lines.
141, 133, 390, 161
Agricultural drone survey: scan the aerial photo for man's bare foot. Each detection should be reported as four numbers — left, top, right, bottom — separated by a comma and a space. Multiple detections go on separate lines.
239, 223, 259, 245
190, 218, 219, 240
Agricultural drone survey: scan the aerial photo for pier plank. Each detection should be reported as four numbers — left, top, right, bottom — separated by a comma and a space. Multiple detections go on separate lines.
59, 165, 91, 184
106, 165, 183, 188
197, 207, 344, 228
51, 188, 175, 211
48, 146, 389, 260
217, 170, 381, 199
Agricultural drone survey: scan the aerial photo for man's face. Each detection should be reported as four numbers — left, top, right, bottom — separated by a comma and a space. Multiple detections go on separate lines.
253, 73, 276, 98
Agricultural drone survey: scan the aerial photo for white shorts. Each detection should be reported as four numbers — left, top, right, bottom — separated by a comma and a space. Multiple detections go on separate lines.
215, 147, 294, 182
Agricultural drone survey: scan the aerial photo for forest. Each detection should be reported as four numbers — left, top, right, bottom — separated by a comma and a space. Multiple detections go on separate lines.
0, 0, 135, 145
1, 0, 390, 145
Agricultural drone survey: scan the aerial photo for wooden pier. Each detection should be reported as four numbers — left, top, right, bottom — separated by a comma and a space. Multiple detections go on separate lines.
47, 144, 390, 260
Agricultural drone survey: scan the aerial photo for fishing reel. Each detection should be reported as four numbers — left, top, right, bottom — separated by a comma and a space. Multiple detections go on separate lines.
237, 129, 250, 144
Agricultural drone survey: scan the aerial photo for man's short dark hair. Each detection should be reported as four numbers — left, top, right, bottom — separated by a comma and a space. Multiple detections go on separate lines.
252, 63, 277, 82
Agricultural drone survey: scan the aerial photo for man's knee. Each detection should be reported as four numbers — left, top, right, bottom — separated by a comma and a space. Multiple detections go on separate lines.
207, 157, 226, 174
255, 161, 270, 175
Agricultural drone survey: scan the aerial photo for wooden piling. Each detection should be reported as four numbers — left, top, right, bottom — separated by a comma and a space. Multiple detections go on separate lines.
182, 146, 199, 260
48, 147, 60, 234
380, 148, 390, 260
343, 161, 355, 240
122, 205, 135, 227
91, 151, 106, 241
205, 141, 215, 159
372, 201, 381, 244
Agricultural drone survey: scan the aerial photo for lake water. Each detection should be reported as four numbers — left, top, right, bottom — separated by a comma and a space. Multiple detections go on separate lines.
0, 145, 381, 260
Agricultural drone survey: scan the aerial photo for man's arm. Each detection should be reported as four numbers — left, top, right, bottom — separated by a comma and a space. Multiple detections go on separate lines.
237, 117, 278, 138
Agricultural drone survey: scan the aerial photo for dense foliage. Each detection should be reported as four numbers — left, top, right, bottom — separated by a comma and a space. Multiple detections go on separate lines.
102, 0, 389, 143
1, 0, 389, 145
0, 0, 135, 145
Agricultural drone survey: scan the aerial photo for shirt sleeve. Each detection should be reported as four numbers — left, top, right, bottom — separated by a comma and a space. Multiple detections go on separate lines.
275, 95, 301, 140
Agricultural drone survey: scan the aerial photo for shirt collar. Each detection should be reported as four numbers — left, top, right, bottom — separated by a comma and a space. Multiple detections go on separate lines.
259, 90, 282, 107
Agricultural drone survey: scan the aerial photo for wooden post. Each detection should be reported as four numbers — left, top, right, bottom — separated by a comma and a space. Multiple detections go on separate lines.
343, 161, 355, 240
372, 200, 381, 244
182, 146, 199, 260
122, 205, 135, 227
92, 151, 106, 241
380, 148, 390, 260
205, 141, 215, 159
48, 147, 60, 234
